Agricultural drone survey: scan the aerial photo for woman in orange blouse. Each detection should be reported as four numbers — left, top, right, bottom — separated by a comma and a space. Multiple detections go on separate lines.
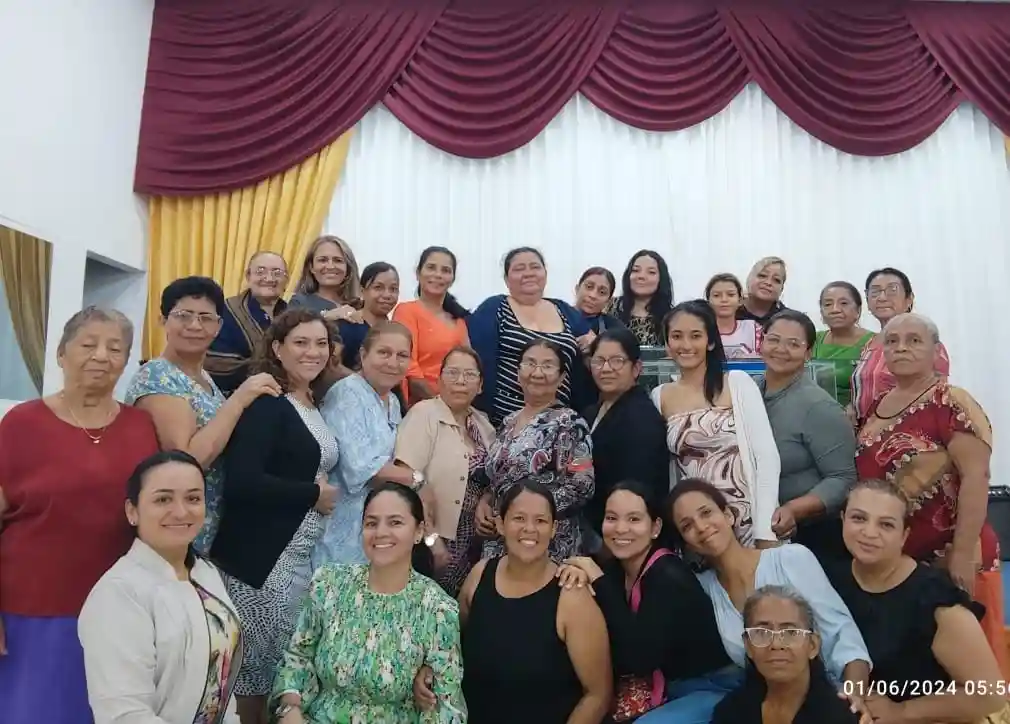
393, 246, 469, 407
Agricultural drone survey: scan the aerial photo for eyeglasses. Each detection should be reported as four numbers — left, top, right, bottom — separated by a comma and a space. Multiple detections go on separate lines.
762, 335, 806, 351
867, 283, 903, 299
589, 356, 629, 371
743, 627, 812, 647
251, 266, 287, 280
520, 360, 560, 374
442, 368, 480, 383
168, 310, 220, 327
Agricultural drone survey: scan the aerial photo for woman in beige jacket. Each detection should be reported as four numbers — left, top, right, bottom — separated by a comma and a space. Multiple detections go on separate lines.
78, 450, 242, 724
394, 346, 495, 595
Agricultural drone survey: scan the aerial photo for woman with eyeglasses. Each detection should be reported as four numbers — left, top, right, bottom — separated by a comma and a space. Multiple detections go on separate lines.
758, 311, 856, 562
481, 339, 594, 562
126, 277, 282, 554
205, 251, 290, 395
667, 478, 871, 719
825, 479, 1009, 724
581, 328, 668, 552
850, 267, 949, 422
711, 586, 860, 724
393, 347, 495, 595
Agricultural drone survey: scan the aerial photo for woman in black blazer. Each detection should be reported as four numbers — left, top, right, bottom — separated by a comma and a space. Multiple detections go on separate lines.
210, 308, 340, 724
582, 327, 669, 552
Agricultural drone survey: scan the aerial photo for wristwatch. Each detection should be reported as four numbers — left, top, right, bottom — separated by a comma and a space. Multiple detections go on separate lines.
410, 469, 426, 491
274, 703, 296, 719
425, 532, 440, 548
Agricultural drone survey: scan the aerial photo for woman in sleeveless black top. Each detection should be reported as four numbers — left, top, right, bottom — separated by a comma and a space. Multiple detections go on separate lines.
460, 479, 612, 724
826, 480, 1009, 724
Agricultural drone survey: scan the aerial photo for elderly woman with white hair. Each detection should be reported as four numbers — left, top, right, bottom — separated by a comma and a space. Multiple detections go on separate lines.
854, 312, 1008, 675
0, 307, 160, 724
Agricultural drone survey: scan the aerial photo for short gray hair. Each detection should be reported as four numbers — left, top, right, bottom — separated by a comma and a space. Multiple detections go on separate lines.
742, 585, 816, 633
58, 306, 134, 356
884, 312, 940, 343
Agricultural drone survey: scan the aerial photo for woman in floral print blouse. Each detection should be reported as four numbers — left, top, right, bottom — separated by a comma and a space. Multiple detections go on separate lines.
272, 482, 465, 724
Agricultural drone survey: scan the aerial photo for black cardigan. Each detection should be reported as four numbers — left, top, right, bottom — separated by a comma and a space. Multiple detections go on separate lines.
210, 395, 322, 588
582, 385, 669, 532
594, 553, 731, 681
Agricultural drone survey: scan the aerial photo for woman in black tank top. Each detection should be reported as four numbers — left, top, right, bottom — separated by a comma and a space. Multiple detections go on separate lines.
460, 479, 612, 724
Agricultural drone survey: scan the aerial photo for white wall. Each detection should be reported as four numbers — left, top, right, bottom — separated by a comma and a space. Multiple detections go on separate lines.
0, 0, 155, 414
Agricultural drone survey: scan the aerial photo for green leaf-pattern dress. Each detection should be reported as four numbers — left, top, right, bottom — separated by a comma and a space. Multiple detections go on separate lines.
273, 564, 466, 723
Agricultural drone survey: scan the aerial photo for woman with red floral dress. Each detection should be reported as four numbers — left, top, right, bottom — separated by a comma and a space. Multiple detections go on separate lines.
855, 312, 1008, 677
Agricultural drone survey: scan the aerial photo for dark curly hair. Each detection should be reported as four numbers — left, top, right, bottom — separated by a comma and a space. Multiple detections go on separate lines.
251, 308, 339, 398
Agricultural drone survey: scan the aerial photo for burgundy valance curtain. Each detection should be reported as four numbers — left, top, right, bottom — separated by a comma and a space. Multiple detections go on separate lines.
135, 0, 1010, 196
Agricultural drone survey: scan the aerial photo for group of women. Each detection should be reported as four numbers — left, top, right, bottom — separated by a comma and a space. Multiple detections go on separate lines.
0, 235, 1006, 724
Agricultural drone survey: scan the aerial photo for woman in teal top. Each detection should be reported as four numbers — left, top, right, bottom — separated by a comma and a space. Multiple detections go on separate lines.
811, 281, 873, 408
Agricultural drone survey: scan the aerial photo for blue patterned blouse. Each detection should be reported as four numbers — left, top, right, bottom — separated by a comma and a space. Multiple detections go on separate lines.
125, 358, 226, 554
314, 374, 401, 568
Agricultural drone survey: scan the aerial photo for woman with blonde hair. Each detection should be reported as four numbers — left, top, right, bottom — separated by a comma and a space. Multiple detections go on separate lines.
739, 256, 788, 325
289, 235, 363, 324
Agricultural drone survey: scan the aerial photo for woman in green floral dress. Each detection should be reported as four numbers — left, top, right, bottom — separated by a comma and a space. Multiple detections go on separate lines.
272, 482, 466, 724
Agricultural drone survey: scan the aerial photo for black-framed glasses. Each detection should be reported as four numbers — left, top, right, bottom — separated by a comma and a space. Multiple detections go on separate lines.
744, 627, 812, 647
867, 282, 902, 299
589, 355, 629, 371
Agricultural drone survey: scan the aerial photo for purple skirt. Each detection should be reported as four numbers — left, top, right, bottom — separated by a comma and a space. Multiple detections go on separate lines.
0, 613, 93, 724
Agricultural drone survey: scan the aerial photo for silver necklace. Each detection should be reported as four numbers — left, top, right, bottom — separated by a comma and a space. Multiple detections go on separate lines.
62, 394, 116, 444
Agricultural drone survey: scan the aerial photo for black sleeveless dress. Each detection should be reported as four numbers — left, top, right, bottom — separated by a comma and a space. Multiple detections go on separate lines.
462, 558, 583, 723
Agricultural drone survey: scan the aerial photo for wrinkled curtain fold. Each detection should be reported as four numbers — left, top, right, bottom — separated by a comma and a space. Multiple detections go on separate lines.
142, 132, 353, 359
136, 0, 1010, 196
0, 227, 52, 393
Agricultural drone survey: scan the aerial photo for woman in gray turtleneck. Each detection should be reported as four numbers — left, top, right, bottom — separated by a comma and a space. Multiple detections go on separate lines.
758, 310, 856, 562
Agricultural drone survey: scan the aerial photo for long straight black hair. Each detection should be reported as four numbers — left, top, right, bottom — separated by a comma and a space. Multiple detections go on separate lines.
415, 246, 469, 319
663, 300, 727, 405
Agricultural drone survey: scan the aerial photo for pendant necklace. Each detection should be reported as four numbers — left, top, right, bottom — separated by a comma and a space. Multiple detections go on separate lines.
63, 393, 116, 444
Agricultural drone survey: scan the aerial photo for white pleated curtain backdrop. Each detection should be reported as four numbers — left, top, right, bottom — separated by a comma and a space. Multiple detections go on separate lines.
326, 83, 1010, 482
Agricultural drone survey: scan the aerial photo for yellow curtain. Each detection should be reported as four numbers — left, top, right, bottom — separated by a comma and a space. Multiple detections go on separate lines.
0, 226, 52, 393
143, 131, 354, 359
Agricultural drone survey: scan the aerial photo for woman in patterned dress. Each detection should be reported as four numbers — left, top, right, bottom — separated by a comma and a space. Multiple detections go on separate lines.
211, 309, 341, 724
481, 339, 595, 561
78, 451, 242, 724
394, 346, 495, 596
126, 276, 281, 554
272, 482, 465, 724
854, 312, 1008, 676
606, 250, 674, 348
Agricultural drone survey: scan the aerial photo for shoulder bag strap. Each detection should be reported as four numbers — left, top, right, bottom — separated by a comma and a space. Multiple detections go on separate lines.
629, 547, 673, 707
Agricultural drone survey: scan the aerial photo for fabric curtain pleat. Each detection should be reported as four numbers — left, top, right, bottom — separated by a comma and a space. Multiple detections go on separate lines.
141, 131, 353, 360
0, 227, 52, 393
134, 0, 1010, 196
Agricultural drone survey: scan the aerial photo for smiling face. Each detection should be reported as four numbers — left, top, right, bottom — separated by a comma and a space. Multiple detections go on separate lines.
128, 461, 205, 553
708, 280, 742, 321
59, 319, 130, 396
672, 490, 735, 558
760, 319, 810, 377
498, 488, 556, 563
363, 270, 400, 318
360, 330, 412, 393
575, 273, 613, 316
418, 251, 456, 299
841, 487, 908, 566
362, 490, 423, 569
665, 311, 711, 372
749, 263, 786, 303
602, 489, 661, 562
310, 240, 349, 292
246, 252, 287, 303
628, 254, 660, 299
518, 343, 564, 401
866, 273, 912, 325
505, 251, 547, 298
744, 596, 820, 684
882, 316, 936, 379
163, 295, 222, 357
589, 339, 639, 397
820, 285, 861, 331
273, 320, 330, 388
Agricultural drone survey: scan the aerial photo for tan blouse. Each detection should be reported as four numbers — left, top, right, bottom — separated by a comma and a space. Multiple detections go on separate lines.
394, 397, 495, 539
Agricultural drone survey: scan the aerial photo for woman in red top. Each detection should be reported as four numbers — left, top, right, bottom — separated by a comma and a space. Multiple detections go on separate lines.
0, 307, 160, 724
854, 312, 1008, 677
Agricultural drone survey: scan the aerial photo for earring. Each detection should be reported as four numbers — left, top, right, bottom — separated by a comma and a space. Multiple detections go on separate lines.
127, 518, 137, 527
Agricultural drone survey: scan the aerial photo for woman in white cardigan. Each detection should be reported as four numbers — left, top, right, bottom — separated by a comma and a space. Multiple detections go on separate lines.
652, 300, 781, 548
78, 450, 242, 724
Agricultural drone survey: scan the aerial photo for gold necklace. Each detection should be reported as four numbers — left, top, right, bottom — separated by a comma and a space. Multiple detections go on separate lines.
62, 393, 116, 444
